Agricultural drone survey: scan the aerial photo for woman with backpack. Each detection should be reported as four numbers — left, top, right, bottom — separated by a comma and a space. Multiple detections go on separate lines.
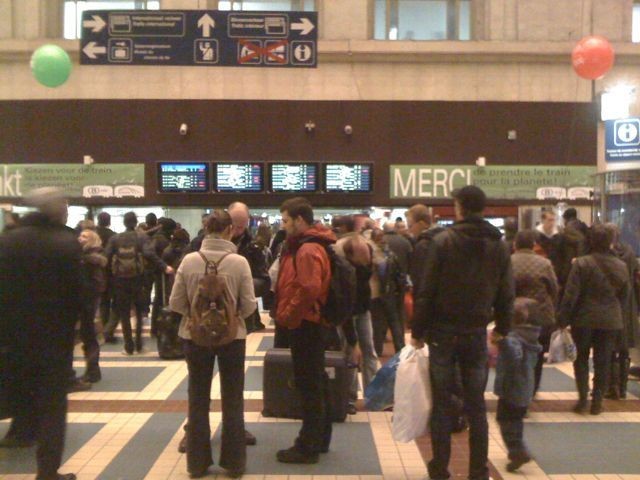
169, 210, 256, 479
77, 229, 107, 383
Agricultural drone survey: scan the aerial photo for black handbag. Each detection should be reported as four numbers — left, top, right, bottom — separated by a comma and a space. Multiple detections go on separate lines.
0, 346, 12, 420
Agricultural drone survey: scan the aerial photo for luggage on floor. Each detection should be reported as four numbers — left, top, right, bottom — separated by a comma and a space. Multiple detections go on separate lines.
157, 275, 184, 360
262, 348, 351, 422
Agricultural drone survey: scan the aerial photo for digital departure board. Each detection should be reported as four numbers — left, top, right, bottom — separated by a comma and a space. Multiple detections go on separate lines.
269, 163, 318, 192
158, 162, 209, 193
215, 163, 264, 192
324, 164, 373, 192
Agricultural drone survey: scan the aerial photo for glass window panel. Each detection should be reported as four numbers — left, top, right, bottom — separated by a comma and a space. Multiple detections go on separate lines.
398, 0, 447, 40
458, 0, 471, 40
241, 2, 296, 11
219, 1, 315, 10
633, 4, 640, 43
374, 0, 386, 40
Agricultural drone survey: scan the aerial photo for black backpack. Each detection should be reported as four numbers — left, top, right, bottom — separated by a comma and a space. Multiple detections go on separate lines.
111, 231, 144, 278
295, 241, 357, 327
379, 249, 404, 297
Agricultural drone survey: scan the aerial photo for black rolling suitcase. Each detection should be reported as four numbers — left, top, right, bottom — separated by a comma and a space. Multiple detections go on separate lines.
262, 348, 351, 422
156, 275, 184, 360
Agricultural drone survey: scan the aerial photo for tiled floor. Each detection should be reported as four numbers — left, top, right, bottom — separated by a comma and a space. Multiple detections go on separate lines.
2, 315, 640, 480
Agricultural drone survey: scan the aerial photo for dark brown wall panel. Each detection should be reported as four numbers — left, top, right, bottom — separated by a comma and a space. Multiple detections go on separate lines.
0, 100, 597, 207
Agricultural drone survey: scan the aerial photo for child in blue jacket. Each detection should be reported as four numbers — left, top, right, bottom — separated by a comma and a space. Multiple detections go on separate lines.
494, 297, 543, 472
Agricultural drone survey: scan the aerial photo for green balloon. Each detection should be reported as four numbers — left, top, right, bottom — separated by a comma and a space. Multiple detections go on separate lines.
30, 44, 72, 88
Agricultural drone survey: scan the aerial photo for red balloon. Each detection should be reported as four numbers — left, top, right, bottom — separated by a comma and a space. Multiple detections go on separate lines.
572, 35, 615, 80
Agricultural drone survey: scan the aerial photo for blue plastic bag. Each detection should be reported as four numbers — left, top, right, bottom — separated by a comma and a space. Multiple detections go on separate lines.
364, 351, 402, 411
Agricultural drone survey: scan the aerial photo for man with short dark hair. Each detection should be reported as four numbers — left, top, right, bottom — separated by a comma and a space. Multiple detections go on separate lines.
406, 203, 445, 293
274, 197, 336, 464
96, 212, 117, 337
0, 187, 82, 480
96, 212, 115, 247
412, 186, 514, 480
105, 212, 173, 354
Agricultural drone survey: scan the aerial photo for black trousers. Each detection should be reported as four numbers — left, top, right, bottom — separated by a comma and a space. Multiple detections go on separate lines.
113, 277, 145, 353
572, 327, 617, 401
7, 345, 72, 478
78, 294, 101, 377
150, 273, 166, 334
289, 320, 332, 454
371, 296, 405, 356
534, 325, 553, 394
184, 339, 246, 474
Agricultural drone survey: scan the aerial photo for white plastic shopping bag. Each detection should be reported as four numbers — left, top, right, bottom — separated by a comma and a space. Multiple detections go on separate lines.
547, 329, 577, 363
392, 345, 431, 443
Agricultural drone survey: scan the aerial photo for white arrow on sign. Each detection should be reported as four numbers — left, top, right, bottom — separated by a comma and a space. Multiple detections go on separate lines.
82, 14, 106, 33
291, 18, 314, 35
198, 13, 215, 38
83, 41, 106, 59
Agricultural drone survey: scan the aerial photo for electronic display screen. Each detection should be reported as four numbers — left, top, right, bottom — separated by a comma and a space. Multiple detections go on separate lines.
324, 164, 373, 192
158, 162, 209, 193
269, 163, 318, 192
215, 163, 264, 192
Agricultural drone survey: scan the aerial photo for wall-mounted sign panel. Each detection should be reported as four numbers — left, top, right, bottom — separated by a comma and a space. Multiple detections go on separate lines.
80, 10, 317, 68
605, 118, 640, 162
0, 164, 145, 198
390, 165, 596, 200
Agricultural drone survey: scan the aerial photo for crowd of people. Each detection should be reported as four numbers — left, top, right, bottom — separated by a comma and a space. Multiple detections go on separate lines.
0, 186, 638, 480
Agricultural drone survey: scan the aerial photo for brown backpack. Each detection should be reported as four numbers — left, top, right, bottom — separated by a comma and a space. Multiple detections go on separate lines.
188, 252, 239, 348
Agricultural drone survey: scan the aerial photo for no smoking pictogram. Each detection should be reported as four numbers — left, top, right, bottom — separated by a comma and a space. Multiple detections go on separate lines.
238, 39, 288, 64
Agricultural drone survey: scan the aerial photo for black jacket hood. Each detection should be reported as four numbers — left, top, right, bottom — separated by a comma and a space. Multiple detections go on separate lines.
451, 216, 503, 241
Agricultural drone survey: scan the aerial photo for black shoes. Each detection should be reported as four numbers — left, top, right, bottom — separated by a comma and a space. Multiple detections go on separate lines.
36, 474, 76, 480
68, 378, 92, 393
244, 429, 257, 446
572, 399, 588, 414
590, 401, 604, 416
506, 452, 532, 472
276, 446, 319, 464
347, 404, 357, 415
178, 429, 256, 454
81, 370, 102, 383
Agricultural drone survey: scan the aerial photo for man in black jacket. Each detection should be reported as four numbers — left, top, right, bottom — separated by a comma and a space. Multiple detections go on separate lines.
104, 212, 173, 354
149, 217, 176, 336
229, 202, 270, 332
406, 204, 445, 293
411, 186, 514, 480
0, 187, 82, 480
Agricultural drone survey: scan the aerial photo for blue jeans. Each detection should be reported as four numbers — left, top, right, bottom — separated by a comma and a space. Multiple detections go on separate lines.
428, 329, 489, 480
348, 311, 379, 404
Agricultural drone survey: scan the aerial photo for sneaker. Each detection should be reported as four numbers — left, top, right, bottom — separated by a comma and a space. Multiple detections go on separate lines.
590, 401, 604, 416
347, 404, 357, 415
276, 446, 319, 464
67, 379, 92, 393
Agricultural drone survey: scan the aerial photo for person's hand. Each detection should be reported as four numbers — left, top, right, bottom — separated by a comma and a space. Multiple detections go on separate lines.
490, 330, 504, 345
165, 266, 175, 275
349, 344, 362, 367
411, 337, 425, 349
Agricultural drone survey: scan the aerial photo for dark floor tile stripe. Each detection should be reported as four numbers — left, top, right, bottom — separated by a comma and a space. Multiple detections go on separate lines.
96, 412, 185, 480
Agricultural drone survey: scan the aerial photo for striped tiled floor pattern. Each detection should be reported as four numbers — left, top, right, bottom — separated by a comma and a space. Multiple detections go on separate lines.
2, 315, 640, 480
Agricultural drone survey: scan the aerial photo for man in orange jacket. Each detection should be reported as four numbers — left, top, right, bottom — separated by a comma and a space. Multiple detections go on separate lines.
274, 197, 336, 464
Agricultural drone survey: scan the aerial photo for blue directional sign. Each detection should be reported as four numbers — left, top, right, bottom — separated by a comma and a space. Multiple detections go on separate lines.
605, 118, 640, 162
80, 10, 317, 68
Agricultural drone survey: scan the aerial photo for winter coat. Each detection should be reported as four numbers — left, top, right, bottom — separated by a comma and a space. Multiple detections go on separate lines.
105, 229, 168, 278
96, 226, 115, 249
511, 249, 559, 327
170, 237, 256, 341
558, 253, 630, 331
382, 231, 412, 277
612, 242, 640, 348
553, 222, 587, 289
0, 212, 83, 353
81, 246, 108, 299
494, 324, 542, 407
412, 215, 514, 338
275, 225, 336, 329
409, 225, 445, 293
